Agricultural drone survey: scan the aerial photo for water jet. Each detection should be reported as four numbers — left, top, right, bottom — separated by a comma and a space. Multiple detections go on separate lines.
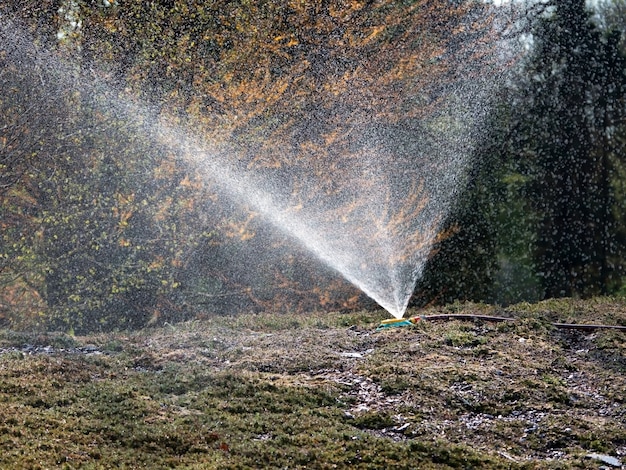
0, 3, 516, 326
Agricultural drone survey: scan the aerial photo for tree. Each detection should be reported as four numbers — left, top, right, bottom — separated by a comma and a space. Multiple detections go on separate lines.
1, 0, 511, 330
0, 14, 70, 327
516, 0, 626, 297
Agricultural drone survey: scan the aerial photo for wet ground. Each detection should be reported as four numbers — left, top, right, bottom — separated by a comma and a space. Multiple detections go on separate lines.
0, 298, 624, 469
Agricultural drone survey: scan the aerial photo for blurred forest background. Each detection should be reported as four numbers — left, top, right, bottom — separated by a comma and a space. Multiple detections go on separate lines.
1, 0, 625, 333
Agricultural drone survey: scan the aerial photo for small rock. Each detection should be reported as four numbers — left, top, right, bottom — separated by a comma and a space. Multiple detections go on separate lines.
339, 352, 363, 358
586, 453, 622, 467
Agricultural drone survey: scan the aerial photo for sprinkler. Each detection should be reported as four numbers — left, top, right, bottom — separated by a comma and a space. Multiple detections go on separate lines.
376, 316, 420, 330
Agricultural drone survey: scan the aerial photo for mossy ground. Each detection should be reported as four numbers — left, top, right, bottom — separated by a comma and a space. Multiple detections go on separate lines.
0, 298, 625, 469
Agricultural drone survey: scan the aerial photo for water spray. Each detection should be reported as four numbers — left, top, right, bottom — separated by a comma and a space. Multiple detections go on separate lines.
0, 6, 515, 320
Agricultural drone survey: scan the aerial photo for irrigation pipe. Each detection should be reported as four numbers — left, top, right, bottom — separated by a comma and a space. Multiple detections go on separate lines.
377, 314, 626, 331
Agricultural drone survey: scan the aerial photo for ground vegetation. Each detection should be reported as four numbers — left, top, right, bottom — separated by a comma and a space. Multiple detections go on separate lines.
0, 298, 624, 468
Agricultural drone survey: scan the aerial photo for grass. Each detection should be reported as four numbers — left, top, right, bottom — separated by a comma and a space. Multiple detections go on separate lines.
0, 298, 625, 468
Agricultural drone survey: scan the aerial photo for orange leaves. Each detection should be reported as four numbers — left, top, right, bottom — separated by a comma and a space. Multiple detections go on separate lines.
148, 256, 165, 272
178, 174, 203, 191
117, 210, 132, 230
114, 192, 134, 206
328, 0, 367, 21
0, 0, 509, 325
154, 196, 171, 223
178, 175, 193, 189
0, 273, 46, 329
246, 153, 283, 170
153, 156, 177, 180
358, 24, 386, 47
102, 17, 118, 34
112, 192, 134, 231
223, 213, 256, 242
3, 185, 38, 211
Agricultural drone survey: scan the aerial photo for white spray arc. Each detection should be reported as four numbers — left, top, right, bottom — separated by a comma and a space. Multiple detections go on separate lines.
156, 80, 498, 318
0, 8, 510, 319
141, 85, 494, 319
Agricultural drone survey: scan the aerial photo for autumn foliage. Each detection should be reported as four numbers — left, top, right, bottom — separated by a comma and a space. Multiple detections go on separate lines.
0, 0, 505, 332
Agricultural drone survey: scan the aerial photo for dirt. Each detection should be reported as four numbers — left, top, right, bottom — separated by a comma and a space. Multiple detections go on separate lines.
0, 298, 624, 469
